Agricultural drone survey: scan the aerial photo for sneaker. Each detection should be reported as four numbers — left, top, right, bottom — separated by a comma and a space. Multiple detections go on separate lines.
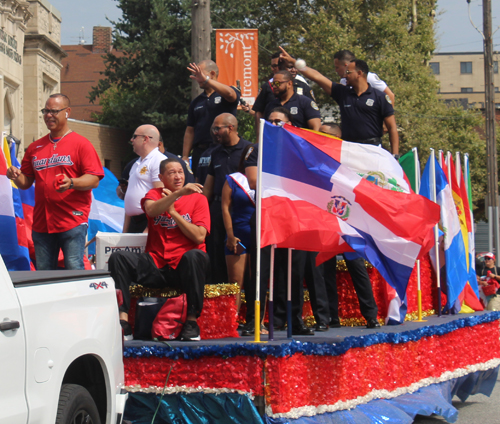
120, 319, 133, 341
180, 320, 201, 341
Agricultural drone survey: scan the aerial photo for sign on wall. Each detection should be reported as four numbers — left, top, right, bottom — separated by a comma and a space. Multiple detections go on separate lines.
216, 29, 258, 105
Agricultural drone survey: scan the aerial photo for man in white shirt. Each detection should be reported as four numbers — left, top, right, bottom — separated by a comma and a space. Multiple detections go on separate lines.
123, 125, 166, 233
334, 50, 395, 105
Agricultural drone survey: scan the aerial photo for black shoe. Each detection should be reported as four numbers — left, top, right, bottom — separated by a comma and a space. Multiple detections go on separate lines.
315, 322, 329, 332
329, 317, 341, 328
180, 320, 201, 341
366, 318, 381, 329
120, 319, 133, 341
292, 325, 315, 335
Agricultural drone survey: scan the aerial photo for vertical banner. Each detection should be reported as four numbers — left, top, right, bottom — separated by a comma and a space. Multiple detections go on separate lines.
216, 29, 259, 105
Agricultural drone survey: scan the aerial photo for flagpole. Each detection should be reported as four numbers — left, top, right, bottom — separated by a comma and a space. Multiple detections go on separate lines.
287, 248, 293, 339
430, 149, 442, 316
268, 244, 275, 341
413, 148, 426, 322
253, 119, 266, 343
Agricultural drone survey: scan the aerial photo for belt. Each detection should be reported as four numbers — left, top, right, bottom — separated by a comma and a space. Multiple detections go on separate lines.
194, 142, 211, 151
354, 137, 382, 145
213, 195, 222, 202
131, 213, 147, 223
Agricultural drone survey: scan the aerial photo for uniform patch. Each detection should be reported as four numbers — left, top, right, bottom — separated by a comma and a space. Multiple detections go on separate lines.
385, 94, 392, 104
245, 146, 254, 160
311, 101, 319, 110
214, 96, 222, 104
140, 166, 147, 175
366, 99, 374, 107
374, 74, 381, 81
290, 107, 298, 115
297, 87, 303, 95
72, 211, 83, 216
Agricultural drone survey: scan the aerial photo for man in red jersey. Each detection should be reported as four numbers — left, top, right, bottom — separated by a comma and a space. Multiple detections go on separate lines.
7, 93, 103, 270
109, 158, 210, 341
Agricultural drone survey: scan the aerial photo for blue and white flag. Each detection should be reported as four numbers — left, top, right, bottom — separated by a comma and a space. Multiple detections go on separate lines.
88, 168, 124, 254
420, 156, 469, 310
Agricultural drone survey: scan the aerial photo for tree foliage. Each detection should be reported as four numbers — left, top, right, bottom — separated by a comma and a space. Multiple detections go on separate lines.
91, 0, 495, 216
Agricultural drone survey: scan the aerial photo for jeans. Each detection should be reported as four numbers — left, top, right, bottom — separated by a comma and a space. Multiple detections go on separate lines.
32, 225, 87, 270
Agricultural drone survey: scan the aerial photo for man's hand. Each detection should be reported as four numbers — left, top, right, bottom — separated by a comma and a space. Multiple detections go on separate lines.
187, 63, 208, 86
55, 174, 73, 192
179, 183, 203, 196
161, 187, 173, 198
6, 166, 21, 180
279, 46, 296, 66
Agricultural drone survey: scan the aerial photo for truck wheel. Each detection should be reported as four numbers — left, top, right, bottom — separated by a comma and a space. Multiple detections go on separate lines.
55, 384, 101, 424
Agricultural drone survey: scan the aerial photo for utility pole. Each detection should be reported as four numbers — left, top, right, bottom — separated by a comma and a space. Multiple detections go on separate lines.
191, 0, 211, 100
483, 0, 499, 262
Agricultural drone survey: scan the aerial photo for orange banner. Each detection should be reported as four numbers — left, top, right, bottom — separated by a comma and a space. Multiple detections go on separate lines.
216, 29, 259, 105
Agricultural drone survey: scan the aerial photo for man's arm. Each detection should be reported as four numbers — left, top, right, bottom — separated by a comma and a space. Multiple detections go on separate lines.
384, 115, 399, 155
279, 46, 334, 96
55, 174, 100, 192
143, 183, 207, 244
203, 174, 214, 202
306, 118, 322, 131
384, 87, 395, 106
6, 166, 34, 189
188, 63, 238, 103
182, 126, 195, 163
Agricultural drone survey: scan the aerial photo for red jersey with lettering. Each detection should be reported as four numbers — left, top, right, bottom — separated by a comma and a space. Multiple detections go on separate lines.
21, 132, 104, 233
141, 188, 210, 269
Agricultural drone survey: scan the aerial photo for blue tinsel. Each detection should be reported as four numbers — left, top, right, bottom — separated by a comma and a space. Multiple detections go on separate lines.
123, 311, 500, 361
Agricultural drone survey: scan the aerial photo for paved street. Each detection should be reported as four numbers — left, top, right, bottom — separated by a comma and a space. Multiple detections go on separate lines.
414, 373, 500, 423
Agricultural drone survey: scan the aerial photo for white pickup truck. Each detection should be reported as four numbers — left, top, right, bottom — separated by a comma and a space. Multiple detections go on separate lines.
0, 256, 127, 424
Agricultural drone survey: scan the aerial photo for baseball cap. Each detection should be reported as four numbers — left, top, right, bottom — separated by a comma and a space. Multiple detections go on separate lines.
485, 252, 496, 261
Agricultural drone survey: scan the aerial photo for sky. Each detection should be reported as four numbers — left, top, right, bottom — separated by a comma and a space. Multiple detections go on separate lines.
50, 0, 499, 53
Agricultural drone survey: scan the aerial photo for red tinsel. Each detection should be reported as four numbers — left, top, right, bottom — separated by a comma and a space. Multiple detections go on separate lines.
264, 321, 500, 414
125, 355, 264, 395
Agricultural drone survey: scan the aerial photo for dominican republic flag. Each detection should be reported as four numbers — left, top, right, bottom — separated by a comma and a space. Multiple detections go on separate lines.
0, 139, 31, 270
87, 167, 124, 255
260, 122, 440, 301
420, 155, 469, 311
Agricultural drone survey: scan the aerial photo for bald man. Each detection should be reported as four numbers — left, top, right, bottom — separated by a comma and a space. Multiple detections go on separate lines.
123, 124, 166, 233
203, 113, 251, 284
182, 60, 241, 176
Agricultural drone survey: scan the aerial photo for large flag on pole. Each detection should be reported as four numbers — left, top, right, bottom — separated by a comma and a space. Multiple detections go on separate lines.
420, 155, 469, 310
260, 122, 440, 300
0, 139, 31, 270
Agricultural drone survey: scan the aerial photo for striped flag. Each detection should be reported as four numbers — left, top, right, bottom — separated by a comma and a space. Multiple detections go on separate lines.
260, 122, 440, 300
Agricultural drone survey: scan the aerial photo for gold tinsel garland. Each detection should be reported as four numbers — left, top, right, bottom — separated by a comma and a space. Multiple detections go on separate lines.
130, 282, 240, 299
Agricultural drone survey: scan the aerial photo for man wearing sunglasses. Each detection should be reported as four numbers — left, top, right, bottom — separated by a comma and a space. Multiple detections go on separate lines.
279, 47, 399, 157
6, 93, 103, 270
262, 70, 321, 131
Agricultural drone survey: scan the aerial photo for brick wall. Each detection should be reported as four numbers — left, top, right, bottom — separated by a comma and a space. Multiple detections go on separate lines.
93, 27, 112, 53
67, 119, 130, 178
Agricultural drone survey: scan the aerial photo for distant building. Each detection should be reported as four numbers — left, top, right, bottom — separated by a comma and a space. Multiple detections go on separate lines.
429, 51, 500, 110
61, 26, 123, 122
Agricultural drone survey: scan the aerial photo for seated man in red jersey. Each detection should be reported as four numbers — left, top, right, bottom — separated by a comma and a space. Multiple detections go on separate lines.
109, 158, 210, 341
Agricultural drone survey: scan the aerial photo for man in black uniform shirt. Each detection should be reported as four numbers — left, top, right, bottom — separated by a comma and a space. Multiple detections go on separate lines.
253, 53, 316, 137
182, 60, 240, 176
279, 47, 399, 155
263, 70, 321, 131
203, 113, 251, 284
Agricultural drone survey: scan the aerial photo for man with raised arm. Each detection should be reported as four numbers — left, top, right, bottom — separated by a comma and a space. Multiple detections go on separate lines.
182, 60, 240, 176
279, 47, 399, 156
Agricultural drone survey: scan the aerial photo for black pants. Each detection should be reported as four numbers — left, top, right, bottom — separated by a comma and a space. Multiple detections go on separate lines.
191, 143, 211, 177
303, 252, 330, 326
128, 213, 148, 233
324, 255, 378, 322
109, 250, 209, 318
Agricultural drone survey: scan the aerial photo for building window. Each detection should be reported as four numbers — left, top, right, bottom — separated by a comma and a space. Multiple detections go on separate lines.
494, 61, 498, 74
429, 62, 440, 75
460, 62, 472, 74
495, 87, 499, 93
461, 87, 473, 93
